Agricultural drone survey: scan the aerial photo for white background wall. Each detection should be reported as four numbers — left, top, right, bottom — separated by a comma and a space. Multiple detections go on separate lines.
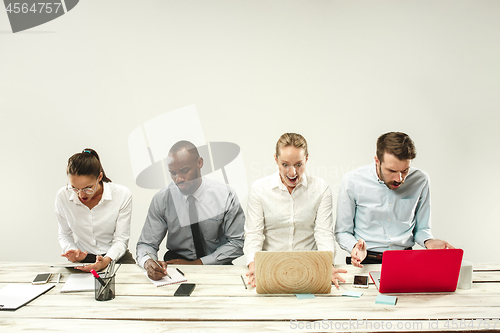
1, 0, 499, 264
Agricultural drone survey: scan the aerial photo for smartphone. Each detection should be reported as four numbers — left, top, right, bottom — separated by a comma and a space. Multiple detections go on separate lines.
353, 275, 369, 288
32, 273, 52, 285
174, 283, 196, 296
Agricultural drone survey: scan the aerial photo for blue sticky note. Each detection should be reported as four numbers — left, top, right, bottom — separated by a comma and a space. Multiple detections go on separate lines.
343, 291, 363, 297
295, 293, 316, 300
375, 295, 397, 305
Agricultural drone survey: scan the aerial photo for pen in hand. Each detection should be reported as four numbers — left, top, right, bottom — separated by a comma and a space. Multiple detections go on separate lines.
146, 251, 171, 279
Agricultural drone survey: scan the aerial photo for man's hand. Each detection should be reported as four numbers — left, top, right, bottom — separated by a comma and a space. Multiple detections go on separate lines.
145, 258, 168, 280
76, 255, 111, 273
61, 249, 87, 263
246, 261, 256, 288
166, 259, 202, 265
351, 239, 367, 268
332, 266, 347, 289
425, 239, 455, 249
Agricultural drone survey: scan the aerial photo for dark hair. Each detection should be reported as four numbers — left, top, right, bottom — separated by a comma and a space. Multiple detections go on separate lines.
168, 140, 200, 159
275, 133, 308, 157
67, 148, 111, 183
376, 132, 416, 162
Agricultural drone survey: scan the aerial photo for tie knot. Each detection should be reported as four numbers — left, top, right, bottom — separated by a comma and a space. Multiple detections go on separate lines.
187, 195, 196, 204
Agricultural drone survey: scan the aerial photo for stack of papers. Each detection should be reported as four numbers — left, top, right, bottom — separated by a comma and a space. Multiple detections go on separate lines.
60, 274, 95, 293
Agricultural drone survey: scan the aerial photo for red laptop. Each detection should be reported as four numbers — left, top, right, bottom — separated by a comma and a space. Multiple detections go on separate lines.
369, 249, 463, 293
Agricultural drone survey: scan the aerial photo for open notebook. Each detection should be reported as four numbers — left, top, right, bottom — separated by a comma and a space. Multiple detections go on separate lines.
144, 268, 187, 287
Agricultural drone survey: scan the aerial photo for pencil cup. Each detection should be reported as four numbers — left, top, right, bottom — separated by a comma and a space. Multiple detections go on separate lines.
95, 274, 115, 301
457, 260, 473, 290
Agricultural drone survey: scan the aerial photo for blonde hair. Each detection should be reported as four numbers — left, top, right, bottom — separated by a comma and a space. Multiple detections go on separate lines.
275, 133, 308, 157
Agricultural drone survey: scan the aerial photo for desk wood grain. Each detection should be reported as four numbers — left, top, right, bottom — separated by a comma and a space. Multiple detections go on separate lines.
1, 262, 499, 332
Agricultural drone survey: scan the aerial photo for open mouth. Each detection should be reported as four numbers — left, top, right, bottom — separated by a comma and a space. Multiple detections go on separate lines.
391, 182, 402, 189
287, 175, 298, 184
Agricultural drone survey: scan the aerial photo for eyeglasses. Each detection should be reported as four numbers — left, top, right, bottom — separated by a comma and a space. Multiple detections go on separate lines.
67, 180, 98, 195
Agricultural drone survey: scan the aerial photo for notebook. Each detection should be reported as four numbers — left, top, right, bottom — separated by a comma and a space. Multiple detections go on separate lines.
255, 251, 333, 294
0, 284, 55, 310
143, 268, 187, 287
369, 249, 464, 293
60, 273, 95, 293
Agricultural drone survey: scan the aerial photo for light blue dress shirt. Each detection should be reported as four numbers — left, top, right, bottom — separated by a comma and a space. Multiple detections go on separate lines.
335, 162, 434, 253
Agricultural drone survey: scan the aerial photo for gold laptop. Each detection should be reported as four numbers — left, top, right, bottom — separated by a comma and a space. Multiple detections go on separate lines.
255, 251, 332, 294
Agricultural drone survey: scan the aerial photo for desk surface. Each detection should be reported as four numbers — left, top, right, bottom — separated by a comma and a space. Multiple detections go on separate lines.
0, 262, 499, 332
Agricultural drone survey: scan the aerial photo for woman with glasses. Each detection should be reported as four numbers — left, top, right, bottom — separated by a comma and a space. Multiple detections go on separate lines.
55, 148, 134, 272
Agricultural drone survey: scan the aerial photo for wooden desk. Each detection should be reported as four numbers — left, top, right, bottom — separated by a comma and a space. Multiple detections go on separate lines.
0, 262, 499, 332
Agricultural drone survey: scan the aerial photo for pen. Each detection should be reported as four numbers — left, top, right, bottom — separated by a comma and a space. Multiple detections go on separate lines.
91, 269, 107, 288
240, 275, 247, 289
176, 268, 185, 276
146, 251, 171, 279
56, 273, 61, 284
91, 269, 114, 298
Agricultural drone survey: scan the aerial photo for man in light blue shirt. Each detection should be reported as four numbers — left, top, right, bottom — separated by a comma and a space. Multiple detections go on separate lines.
335, 132, 454, 267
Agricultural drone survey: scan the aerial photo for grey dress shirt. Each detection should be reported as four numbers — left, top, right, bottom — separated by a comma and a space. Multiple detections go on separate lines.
136, 177, 245, 267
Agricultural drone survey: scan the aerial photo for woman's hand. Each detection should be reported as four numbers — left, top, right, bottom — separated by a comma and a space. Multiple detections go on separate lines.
61, 249, 87, 262
331, 266, 347, 289
76, 256, 112, 273
246, 261, 256, 287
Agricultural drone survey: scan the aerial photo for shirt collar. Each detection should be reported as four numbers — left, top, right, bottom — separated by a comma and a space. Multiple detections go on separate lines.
182, 177, 205, 203
370, 161, 386, 186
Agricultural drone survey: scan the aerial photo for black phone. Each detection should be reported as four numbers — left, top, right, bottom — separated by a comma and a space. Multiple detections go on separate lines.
174, 283, 196, 296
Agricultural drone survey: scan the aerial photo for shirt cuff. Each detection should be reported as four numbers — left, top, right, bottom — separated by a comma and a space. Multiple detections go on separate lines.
344, 238, 358, 253
415, 231, 434, 248
245, 252, 255, 267
200, 254, 216, 265
138, 255, 150, 269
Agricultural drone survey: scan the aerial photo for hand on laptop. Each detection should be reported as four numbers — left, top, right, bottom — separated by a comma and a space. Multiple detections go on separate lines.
246, 261, 256, 287
424, 239, 455, 249
332, 267, 347, 289
351, 239, 367, 268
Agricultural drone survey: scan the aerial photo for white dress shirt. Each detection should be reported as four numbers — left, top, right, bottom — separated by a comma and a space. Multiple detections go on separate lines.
244, 172, 336, 266
55, 182, 132, 261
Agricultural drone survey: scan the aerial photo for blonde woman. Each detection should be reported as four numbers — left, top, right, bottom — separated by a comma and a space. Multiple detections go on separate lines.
244, 133, 346, 288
